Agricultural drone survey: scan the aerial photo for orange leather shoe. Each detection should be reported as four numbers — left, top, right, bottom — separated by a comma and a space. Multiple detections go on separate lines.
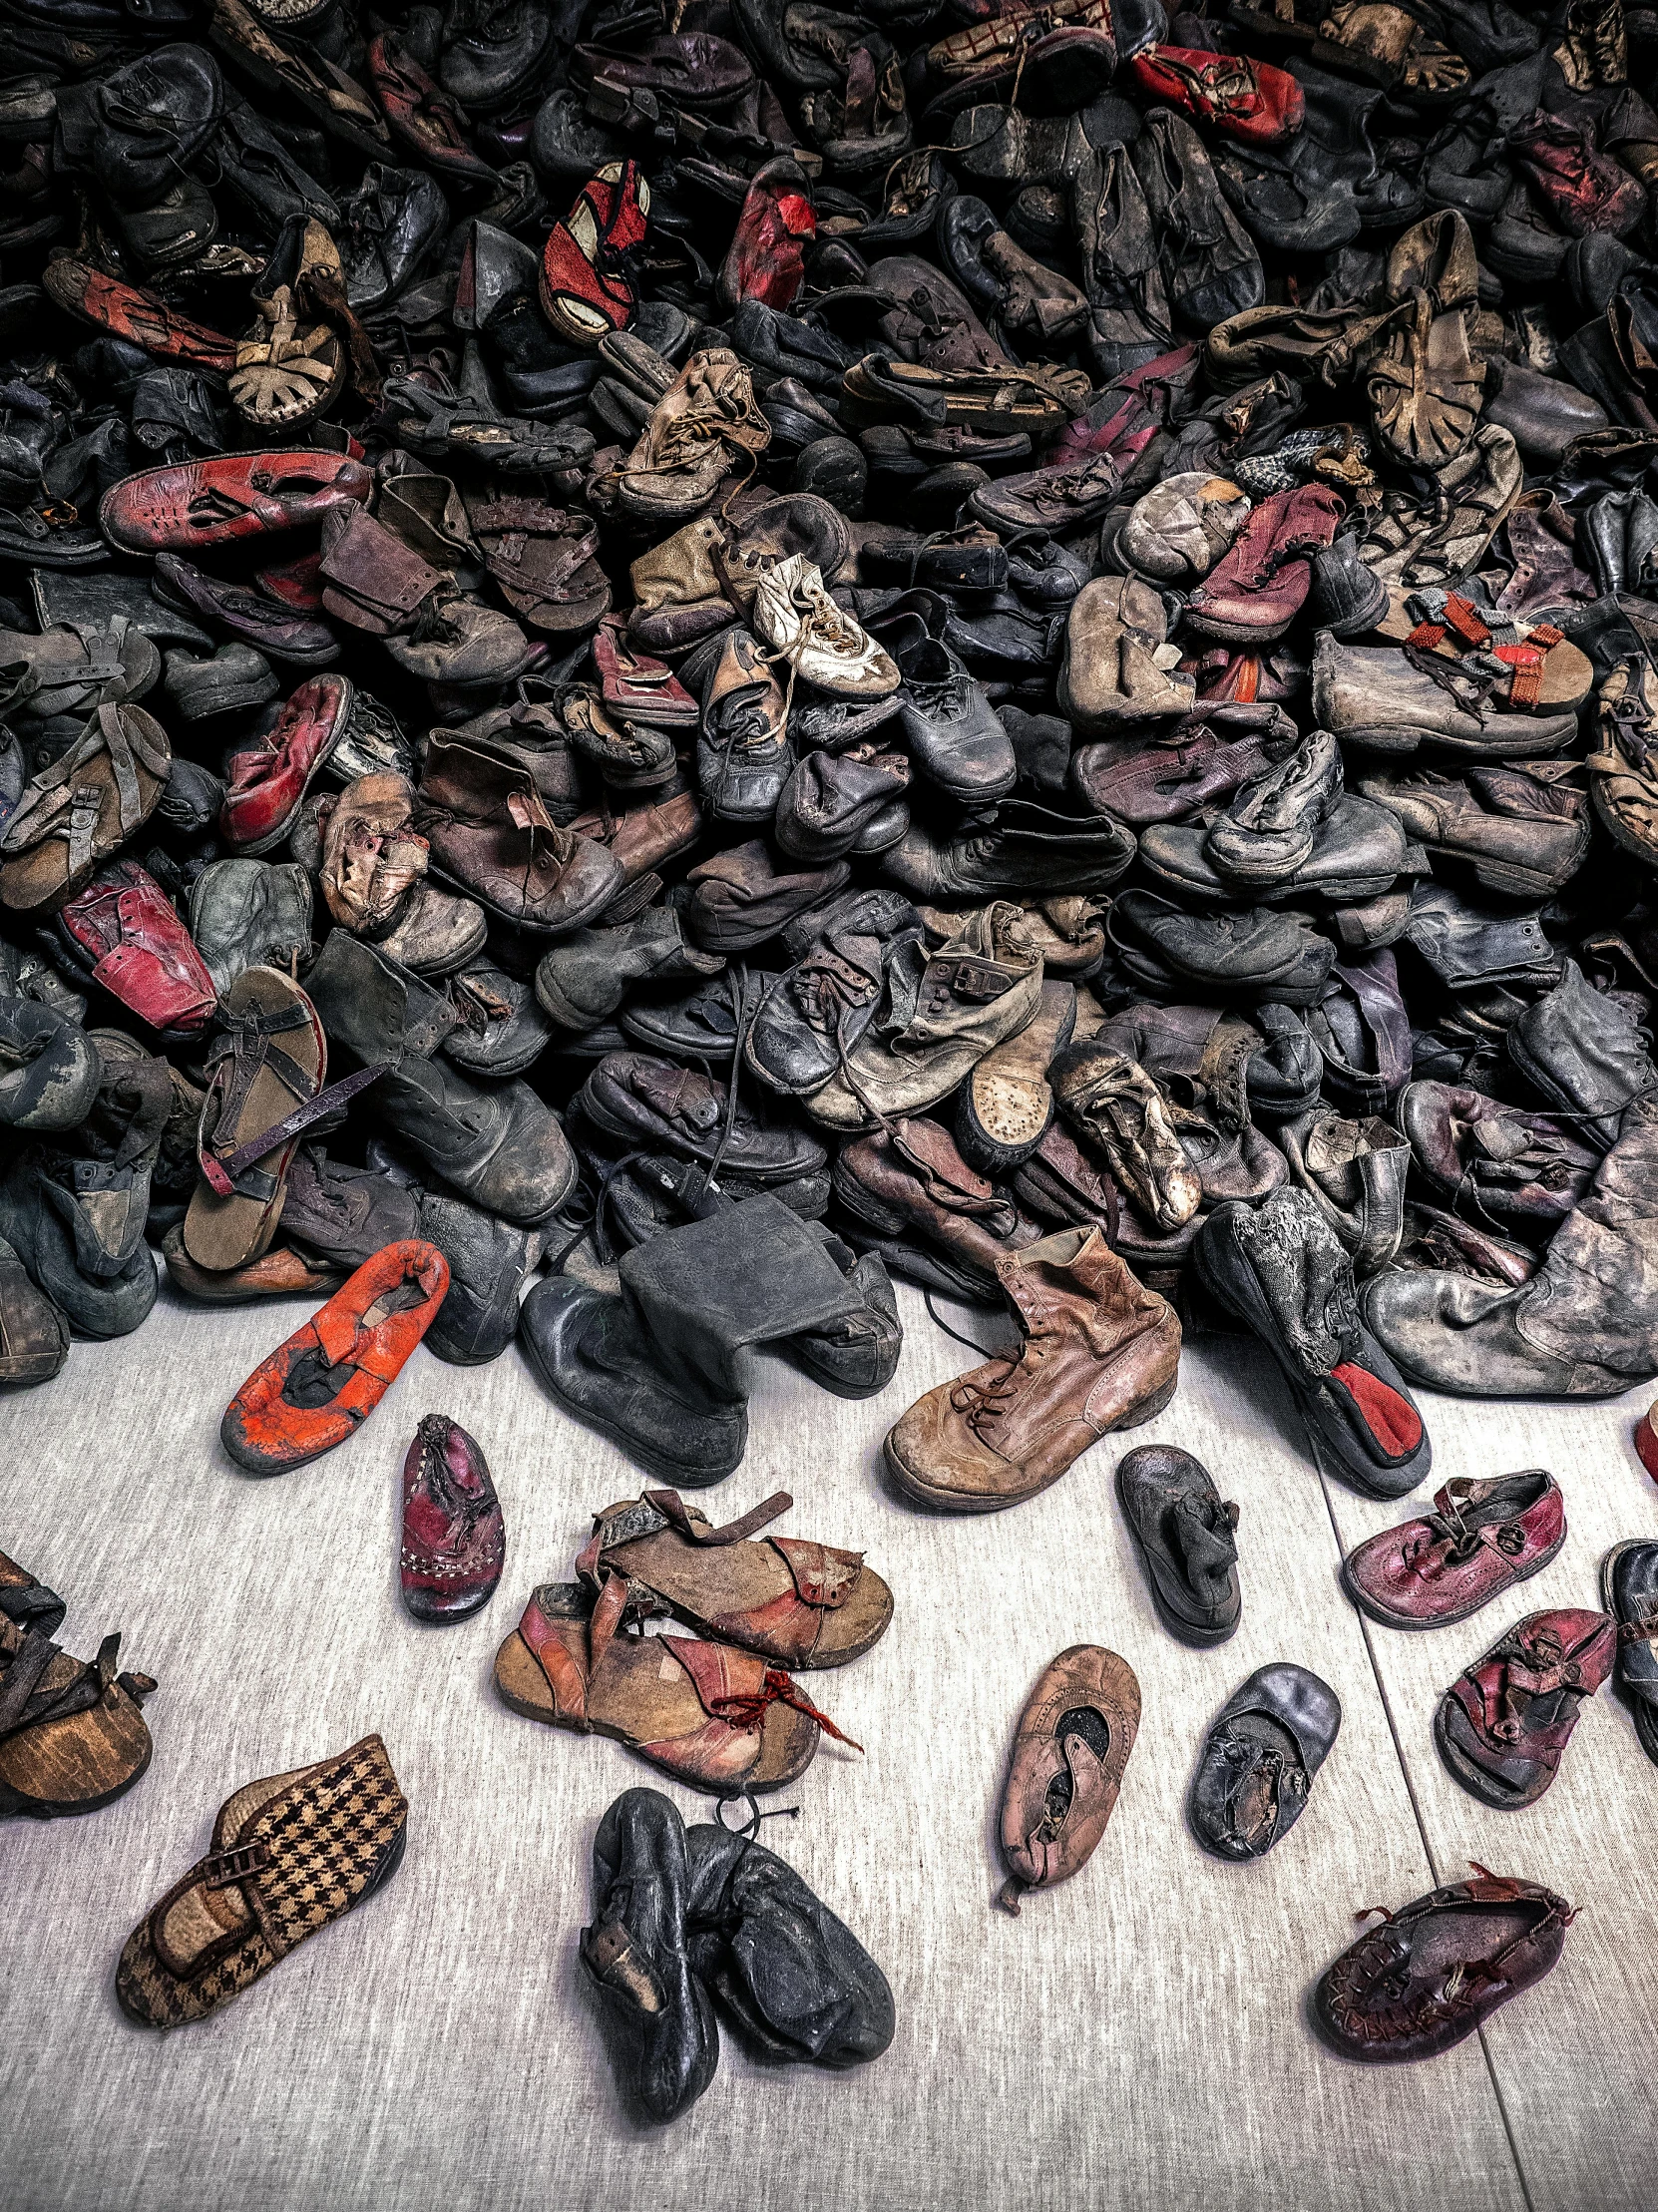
220, 1239, 449, 1474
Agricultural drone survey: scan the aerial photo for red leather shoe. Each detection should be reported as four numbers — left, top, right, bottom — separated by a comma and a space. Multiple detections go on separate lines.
53, 861, 216, 1035
400, 1415, 505, 1623
1342, 1471, 1566, 1630
1127, 46, 1305, 146
41, 256, 237, 372
367, 32, 497, 186
1508, 110, 1647, 238
717, 156, 817, 313
220, 674, 354, 853
221, 1240, 451, 1475
540, 161, 649, 344
592, 616, 698, 728
100, 450, 374, 557
1184, 484, 1344, 644
1436, 1607, 1616, 1808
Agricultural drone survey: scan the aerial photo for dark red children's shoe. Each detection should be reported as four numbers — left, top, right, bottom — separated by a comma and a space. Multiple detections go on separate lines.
153, 555, 339, 668
255, 551, 327, 617
101, 451, 374, 557
54, 862, 216, 1035
1184, 484, 1345, 644
1507, 109, 1647, 238
717, 156, 817, 314
41, 256, 237, 372
221, 1239, 451, 1475
400, 1414, 506, 1624
1127, 46, 1305, 146
1635, 1399, 1658, 1480
592, 616, 699, 729
367, 32, 497, 186
540, 161, 649, 345
1342, 1471, 1566, 1630
1315, 1866, 1575, 2064
1435, 1607, 1616, 1809
220, 674, 354, 853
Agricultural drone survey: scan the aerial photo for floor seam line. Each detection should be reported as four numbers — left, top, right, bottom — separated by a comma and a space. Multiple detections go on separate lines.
1314, 1464, 1536, 2212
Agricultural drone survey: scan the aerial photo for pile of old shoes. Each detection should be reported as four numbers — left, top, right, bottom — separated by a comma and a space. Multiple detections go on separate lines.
0, 0, 1655, 1473
579, 1786, 893, 2123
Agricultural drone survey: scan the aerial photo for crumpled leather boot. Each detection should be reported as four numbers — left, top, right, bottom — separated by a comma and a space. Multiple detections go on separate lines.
1364, 1106, 1658, 1398
883, 1225, 1182, 1511
681, 1814, 894, 2067
534, 908, 724, 1033
305, 932, 576, 1223
581, 1787, 719, 2126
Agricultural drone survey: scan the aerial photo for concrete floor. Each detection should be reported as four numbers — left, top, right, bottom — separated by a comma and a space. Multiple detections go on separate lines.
3, 1264, 1655, 2212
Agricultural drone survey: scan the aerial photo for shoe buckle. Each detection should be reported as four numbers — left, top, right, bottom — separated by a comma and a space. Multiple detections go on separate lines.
202, 1841, 271, 1889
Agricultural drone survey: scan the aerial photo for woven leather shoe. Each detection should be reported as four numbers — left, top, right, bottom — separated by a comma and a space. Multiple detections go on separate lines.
1314, 1868, 1574, 2064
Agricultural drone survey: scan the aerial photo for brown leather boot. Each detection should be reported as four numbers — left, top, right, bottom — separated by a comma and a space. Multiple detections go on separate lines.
883, 1225, 1181, 1510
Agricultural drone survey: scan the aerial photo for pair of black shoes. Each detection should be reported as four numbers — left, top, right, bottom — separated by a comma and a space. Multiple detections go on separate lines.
581, 1787, 894, 2124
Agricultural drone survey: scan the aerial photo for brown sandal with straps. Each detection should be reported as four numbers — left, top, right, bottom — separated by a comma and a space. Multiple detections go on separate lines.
494, 1575, 856, 1792
184, 968, 342, 1272
0, 700, 172, 913
577, 1489, 893, 1670
0, 1551, 156, 1820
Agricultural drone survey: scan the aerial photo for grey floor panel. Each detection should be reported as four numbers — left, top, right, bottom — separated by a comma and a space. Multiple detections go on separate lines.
1317, 1371, 1658, 2212
0, 1274, 1557, 2212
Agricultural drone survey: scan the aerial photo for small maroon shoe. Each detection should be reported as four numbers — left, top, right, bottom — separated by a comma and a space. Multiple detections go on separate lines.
1436, 1607, 1615, 1809
53, 862, 216, 1034
400, 1414, 505, 1624
1507, 109, 1647, 239
592, 616, 698, 729
717, 156, 817, 314
221, 674, 354, 853
1342, 1471, 1565, 1631
1127, 46, 1305, 146
1315, 1866, 1575, 2063
101, 451, 374, 557
1183, 484, 1344, 645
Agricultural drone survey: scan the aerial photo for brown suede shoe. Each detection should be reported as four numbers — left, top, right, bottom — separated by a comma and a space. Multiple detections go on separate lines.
997, 1643, 1140, 1916
883, 1226, 1181, 1511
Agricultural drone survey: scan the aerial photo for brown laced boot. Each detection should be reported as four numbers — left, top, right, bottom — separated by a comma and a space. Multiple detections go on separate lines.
883, 1225, 1181, 1511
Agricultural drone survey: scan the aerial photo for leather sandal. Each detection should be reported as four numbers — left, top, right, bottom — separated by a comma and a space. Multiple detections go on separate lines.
220, 1237, 450, 1473
0, 1550, 156, 1820
0, 701, 171, 913
494, 1573, 855, 1792
185, 967, 349, 1272
577, 1489, 893, 1670
116, 1732, 407, 2027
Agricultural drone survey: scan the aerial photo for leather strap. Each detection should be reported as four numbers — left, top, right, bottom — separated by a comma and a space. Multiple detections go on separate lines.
200, 1064, 385, 1200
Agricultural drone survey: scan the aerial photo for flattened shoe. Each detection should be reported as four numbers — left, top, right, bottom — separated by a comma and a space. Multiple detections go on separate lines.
998, 1644, 1139, 1916
220, 1238, 450, 1474
115, 1734, 407, 2026
1187, 1662, 1340, 1862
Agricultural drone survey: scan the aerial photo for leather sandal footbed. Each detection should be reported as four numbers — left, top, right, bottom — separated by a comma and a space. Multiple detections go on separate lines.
492, 1627, 817, 1788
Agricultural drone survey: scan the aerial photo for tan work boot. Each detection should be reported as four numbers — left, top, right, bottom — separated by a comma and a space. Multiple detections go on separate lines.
883, 1226, 1182, 1511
